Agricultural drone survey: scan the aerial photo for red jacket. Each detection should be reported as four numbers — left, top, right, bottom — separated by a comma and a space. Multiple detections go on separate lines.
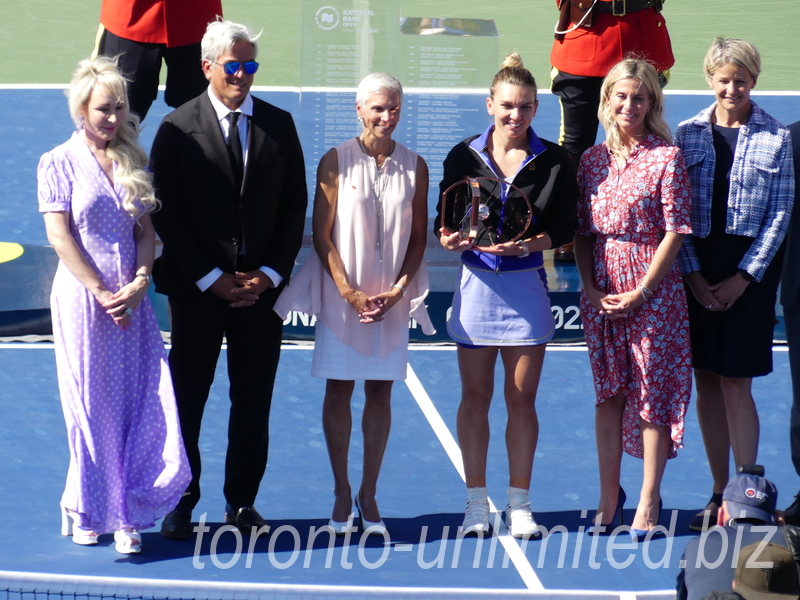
550, 0, 674, 77
101, 0, 222, 48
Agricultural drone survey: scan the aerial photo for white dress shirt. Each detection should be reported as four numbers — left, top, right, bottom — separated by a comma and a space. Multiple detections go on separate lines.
196, 87, 282, 292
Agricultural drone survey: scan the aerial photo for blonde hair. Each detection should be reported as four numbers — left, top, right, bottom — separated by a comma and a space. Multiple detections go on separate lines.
703, 37, 761, 84
599, 58, 671, 160
489, 53, 537, 100
67, 56, 158, 220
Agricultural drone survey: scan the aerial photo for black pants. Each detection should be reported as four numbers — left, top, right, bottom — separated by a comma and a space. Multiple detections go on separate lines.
551, 70, 604, 160
786, 301, 800, 477
97, 29, 208, 121
168, 295, 283, 510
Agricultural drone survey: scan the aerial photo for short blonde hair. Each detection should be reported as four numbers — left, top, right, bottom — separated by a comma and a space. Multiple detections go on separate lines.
599, 58, 671, 159
703, 37, 761, 84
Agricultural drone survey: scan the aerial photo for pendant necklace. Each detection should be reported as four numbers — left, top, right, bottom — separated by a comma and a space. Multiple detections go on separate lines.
359, 137, 392, 262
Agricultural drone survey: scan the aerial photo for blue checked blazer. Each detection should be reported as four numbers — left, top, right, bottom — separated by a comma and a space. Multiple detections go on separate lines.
675, 101, 795, 282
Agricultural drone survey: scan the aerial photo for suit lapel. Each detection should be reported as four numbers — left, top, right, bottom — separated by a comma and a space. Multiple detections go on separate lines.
242, 103, 265, 195
194, 94, 240, 193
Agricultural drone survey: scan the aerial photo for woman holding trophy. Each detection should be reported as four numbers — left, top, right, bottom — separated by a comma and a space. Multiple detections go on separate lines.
436, 53, 578, 538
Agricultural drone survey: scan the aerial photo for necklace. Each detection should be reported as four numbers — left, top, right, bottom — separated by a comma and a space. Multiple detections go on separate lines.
357, 137, 392, 263
357, 136, 395, 167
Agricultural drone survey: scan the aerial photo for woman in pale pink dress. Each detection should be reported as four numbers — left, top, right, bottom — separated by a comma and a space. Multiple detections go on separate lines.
275, 73, 433, 536
38, 57, 190, 555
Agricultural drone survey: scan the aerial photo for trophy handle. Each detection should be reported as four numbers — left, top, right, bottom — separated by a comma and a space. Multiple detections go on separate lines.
468, 177, 481, 241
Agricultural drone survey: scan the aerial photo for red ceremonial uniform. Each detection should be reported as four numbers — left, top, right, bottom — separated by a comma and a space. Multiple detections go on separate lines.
550, 0, 674, 77
100, 0, 222, 48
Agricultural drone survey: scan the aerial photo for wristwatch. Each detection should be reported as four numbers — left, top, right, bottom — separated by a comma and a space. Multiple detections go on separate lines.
515, 240, 530, 258
136, 273, 152, 286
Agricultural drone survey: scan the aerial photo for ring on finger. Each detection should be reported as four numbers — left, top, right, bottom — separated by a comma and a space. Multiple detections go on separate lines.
705, 304, 713, 310
124, 307, 133, 317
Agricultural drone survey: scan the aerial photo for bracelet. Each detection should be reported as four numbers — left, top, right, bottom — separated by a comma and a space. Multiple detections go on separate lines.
392, 283, 406, 297
515, 239, 530, 258
639, 284, 653, 302
136, 273, 152, 286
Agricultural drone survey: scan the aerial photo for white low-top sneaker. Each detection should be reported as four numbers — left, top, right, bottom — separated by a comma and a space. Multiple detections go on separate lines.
462, 497, 490, 534
504, 502, 541, 539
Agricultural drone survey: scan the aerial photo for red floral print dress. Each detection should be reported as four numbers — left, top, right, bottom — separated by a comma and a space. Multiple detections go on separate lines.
577, 135, 693, 458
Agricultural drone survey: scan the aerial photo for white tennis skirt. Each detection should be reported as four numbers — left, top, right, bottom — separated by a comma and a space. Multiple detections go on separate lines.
311, 320, 410, 381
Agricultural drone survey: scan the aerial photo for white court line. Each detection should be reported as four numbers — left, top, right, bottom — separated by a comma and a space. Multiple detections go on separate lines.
404, 363, 545, 593
405, 345, 589, 352
0, 342, 789, 353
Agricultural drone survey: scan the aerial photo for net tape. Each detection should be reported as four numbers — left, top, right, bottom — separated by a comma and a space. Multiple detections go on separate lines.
0, 572, 674, 600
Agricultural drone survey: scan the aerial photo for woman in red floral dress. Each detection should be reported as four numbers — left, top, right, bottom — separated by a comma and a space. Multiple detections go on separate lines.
573, 59, 692, 540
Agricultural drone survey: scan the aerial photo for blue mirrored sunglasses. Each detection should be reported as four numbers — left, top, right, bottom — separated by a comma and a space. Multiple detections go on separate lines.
216, 61, 259, 75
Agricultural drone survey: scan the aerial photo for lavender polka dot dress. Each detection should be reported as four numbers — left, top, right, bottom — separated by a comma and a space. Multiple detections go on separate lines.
38, 134, 191, 534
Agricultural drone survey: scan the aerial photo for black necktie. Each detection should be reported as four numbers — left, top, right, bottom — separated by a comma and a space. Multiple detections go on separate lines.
227, 112, 244, 188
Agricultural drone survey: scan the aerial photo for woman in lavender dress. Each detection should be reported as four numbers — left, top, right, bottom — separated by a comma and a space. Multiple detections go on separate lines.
38, 57, 190, 555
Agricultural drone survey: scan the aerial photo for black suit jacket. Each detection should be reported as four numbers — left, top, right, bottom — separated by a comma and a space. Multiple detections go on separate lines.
781, 120, 800, 310
149, 91, 307, 305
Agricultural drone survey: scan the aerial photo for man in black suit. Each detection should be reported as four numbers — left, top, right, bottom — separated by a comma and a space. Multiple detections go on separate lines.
782, 120, 800, 525
150, 19, 307, 538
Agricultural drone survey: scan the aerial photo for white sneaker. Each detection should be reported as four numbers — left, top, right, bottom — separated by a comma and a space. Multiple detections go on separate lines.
504, 502, 541, 538
462, 497, 490, 534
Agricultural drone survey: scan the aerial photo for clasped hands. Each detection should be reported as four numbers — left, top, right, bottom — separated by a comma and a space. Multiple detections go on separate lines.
98, 276, 150, 329
586, 287, 645, 320
686, 271, 749, 312
210, 271, 273, 308
345, 288, 402, 323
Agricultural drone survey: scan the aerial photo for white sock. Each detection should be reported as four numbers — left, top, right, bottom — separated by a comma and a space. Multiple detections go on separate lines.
467, 487, 488, 502
508, 486, 529, 508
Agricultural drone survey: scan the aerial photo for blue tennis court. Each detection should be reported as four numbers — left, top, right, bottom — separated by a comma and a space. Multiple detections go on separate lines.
0, 341, 797, 598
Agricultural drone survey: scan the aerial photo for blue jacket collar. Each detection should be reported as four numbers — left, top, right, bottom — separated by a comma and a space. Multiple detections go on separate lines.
686, 100, 767, 128
469, 125, 547, 159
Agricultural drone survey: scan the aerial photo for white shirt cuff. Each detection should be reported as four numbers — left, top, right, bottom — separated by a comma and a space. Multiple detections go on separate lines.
197, 268, 223, 292
259, 266, 282, 288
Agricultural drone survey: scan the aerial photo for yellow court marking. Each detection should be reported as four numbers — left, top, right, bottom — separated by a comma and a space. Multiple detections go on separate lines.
0, 242, 24, 264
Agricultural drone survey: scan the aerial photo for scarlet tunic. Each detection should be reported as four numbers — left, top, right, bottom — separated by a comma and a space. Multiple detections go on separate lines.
550, 1, 674, 77
100, 0, 222, 47
577, 136, 691, 458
